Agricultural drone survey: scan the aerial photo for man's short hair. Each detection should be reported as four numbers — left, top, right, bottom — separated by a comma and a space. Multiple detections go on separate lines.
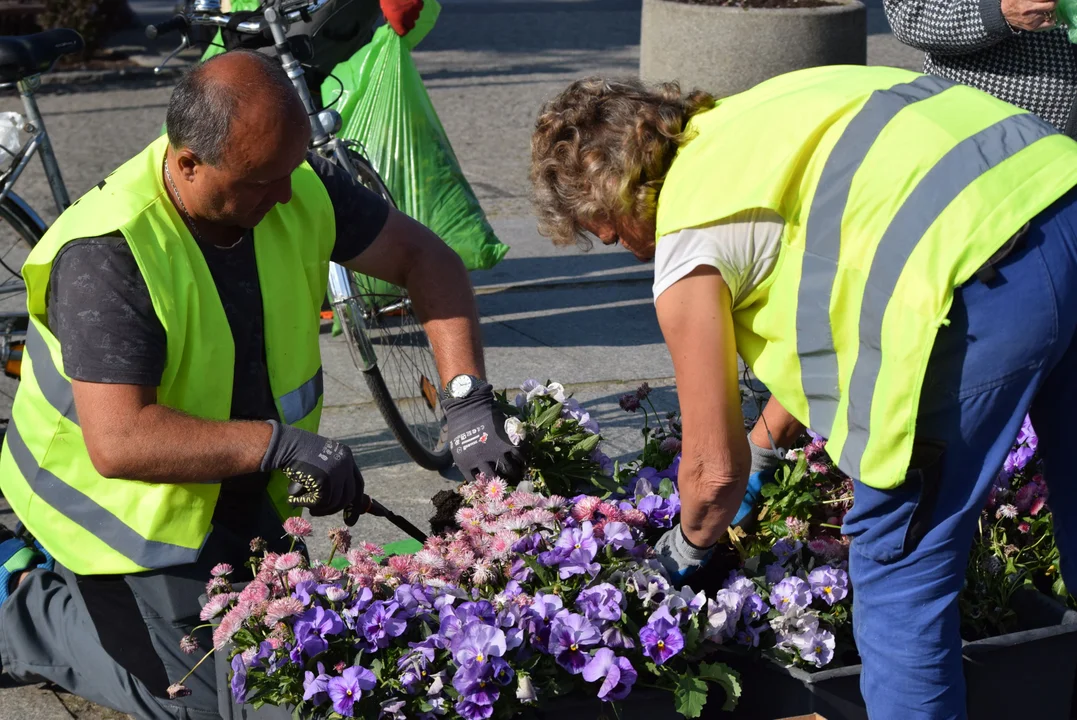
165, 49, 302, 166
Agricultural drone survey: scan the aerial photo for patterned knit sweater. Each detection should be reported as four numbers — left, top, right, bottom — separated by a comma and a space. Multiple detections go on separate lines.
885, 0, 1077, 136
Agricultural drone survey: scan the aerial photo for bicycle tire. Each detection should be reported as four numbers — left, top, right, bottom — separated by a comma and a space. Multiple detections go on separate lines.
332, 146, 452, 471
0, 193, 44, 314
0, 192, 45, 450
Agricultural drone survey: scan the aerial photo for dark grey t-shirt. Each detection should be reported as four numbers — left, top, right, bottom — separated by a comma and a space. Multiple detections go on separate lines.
45, 153, 389, 525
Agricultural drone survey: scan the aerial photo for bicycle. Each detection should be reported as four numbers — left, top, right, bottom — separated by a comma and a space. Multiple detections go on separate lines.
0, 13, 452, 470
0, 29, 85, 429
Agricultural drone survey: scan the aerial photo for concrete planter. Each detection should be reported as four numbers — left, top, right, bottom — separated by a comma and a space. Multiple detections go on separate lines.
639, 0, 867, 98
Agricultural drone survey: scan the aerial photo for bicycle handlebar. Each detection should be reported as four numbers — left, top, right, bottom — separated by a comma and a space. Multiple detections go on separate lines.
149, 0, 333, 37
145, 14, 189, 40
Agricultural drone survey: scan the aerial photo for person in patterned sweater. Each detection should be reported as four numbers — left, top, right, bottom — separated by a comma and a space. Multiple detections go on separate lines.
886, 0, 1077, 135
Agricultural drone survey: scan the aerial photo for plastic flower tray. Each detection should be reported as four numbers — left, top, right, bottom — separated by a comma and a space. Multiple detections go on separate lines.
706, 588, 1077, 720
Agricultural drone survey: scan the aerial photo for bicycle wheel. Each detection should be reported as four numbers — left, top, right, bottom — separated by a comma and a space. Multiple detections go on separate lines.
0, 193, 43, 315
0, 193, 44, 440
332, 145, 452, 471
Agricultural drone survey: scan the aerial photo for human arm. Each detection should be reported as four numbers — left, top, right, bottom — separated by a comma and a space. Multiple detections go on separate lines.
883, 0, 1049, 55
731, 396, 806, 525
656, 266, 751, 548
74, 382, 360, 514
343, 209, 526, 479
72, 382, 272, 482
342, 208, 485, 386
52, 241, 358, 508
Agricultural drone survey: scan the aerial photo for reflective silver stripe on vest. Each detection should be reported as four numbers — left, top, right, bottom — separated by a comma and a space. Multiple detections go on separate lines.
5, 419, 204, 569
838, 112, 1056, 478
26, 322, 79, 426
796, 75, 955, 438
279, 367, 323, 425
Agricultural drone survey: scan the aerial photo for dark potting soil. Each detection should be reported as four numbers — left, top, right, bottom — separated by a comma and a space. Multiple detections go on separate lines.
664, 0, 842, 8
430, 489, 464, 536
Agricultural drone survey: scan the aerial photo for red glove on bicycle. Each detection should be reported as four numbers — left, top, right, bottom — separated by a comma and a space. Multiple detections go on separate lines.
380, 0, 424, 36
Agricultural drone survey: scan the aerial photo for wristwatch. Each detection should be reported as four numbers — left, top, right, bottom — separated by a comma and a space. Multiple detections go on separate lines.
444, 374, 487, 400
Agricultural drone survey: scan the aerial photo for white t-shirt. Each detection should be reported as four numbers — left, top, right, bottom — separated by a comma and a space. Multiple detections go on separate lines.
652, 208, 785, 306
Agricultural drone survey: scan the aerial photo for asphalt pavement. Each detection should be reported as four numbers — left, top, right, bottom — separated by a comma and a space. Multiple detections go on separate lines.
0, 1, 923, 716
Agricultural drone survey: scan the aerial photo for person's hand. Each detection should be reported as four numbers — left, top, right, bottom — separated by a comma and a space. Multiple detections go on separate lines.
655, 524, 715, 586
731, 433, 784, 526
380, 0, 424, 36
261, 421, 363, 517
443, 383, 526, 483
1002, 0, 1057, 31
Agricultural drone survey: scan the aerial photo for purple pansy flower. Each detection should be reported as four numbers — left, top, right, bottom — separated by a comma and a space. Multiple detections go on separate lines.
303, 662, 330, 705
807, 566, 849, 606
327, 665, 377, 717
602, 521, 635, 550
452, 661, 502, 706
736, 624, 765, 648
723, 572, 757, 599
582, 648, 638, 701
765, 562, 787, 584
576, 584, 625, 622
230, 653, 248, 704
771, 576, 812, 613
455, 699, 494, 720
636, 494, 678, 529
361, 601, 407, 650
639, 606, 684, 665
548, 612, 601, 674
741, 593, 770, 623
294, 606, 345, 659
704, 590, 742, 642
601, 625, 635, 649
772, 538, 803, 564
558, 548, 601, 578
793, 627, 836, 667
451, 622, 507, 667
555, 522, 599, 557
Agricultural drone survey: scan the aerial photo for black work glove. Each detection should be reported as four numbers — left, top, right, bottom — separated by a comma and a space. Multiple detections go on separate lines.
442, 384, 526, 483
260, 420, 364, 517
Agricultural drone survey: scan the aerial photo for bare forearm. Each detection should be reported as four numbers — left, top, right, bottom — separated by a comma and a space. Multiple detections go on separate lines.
679, 448, 750, 547
749, 396, 805, 451
89, 405, 272, 483
405, 244, 486, 383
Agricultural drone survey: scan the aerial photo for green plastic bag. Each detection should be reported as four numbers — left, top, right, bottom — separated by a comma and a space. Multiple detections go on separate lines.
1056, 0, 1077, 42
193, 0, 509, 296
322, 1, 509, 277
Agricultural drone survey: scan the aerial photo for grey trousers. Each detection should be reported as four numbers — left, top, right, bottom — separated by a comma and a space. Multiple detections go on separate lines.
0, 497, 294, 720
0, 563, 219, 720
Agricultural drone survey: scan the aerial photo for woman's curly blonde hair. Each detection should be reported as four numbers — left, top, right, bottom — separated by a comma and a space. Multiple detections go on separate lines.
530, 77, 716, 248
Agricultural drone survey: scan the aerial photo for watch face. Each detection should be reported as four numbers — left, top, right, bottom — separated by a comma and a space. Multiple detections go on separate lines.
449, 375, 474, 398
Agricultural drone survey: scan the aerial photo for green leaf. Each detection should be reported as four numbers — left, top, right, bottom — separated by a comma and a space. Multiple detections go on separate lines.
658, 478, 675, 499
371, 658, 384, 681
570, 433, 602, 454
698, 662, 742, 712
673, 674, 709, 718
683, 618, 701, 649
535, 402, 565, 429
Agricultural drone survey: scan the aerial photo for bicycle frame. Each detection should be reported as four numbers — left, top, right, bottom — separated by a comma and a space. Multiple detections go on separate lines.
0, 75, 70, 218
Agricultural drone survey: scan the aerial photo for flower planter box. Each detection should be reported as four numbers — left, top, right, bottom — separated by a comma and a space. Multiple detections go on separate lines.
707, 589, 1077, 720
639, 0, 866, 99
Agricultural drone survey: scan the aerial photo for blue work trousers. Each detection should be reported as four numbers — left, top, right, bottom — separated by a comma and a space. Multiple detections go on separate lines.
841, 188, 1077, 720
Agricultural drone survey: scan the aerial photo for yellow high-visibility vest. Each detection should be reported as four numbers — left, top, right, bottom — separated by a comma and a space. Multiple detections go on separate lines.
657, 66, 1077, 488
0, 135, 335, 573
